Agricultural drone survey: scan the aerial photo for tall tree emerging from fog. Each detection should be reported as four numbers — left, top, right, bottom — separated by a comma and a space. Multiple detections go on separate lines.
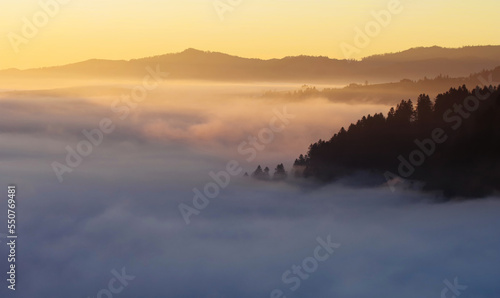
273, 164, 287, 180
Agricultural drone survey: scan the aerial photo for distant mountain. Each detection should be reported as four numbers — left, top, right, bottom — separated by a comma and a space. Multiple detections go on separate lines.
263, 66, 500, 105
3, 46, 500, 83
363, 45, 500, 62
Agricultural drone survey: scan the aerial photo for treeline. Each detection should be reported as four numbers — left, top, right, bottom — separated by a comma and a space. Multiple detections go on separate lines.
245, 164, 287, 181
293, 85, 500, 198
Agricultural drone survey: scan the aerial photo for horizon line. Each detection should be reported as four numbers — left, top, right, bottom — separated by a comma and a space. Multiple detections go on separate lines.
3, 44, 499, 72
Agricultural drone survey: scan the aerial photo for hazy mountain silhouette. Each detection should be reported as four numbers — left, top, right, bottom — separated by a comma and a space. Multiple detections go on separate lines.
264, 66, 500, 105
363, 45, 500, 62
3, 46, 500, 83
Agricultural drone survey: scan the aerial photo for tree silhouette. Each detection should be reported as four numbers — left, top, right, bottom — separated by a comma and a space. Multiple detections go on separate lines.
252, 165, 264, 178
273, 164, 287, 180
263, 167, 270, 179
394, 99, 414, 125
416, 94, 433, 125
252, 165, 270, 180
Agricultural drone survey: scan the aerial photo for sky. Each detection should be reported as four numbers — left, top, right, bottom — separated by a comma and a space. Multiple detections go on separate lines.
1, 0, 500, 69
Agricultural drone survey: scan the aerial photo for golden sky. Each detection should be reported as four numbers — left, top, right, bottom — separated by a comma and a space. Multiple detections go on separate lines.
1, 0, 499, 69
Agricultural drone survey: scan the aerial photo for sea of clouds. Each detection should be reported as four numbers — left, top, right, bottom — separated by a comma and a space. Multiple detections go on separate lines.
0, 83, 499, 298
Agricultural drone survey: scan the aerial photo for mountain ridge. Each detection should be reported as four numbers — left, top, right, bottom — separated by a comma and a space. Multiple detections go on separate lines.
3, 45, 500, 83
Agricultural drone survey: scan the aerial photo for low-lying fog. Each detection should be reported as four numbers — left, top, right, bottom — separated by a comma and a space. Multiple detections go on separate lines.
0, 81, 499, 298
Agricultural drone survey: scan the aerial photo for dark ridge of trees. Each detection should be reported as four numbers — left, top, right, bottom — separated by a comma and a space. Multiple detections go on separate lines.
250, 164, 288, 181
293, 85, 500, 198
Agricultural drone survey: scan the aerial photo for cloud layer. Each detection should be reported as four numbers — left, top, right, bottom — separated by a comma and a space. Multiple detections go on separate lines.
0, 83, 498, 298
